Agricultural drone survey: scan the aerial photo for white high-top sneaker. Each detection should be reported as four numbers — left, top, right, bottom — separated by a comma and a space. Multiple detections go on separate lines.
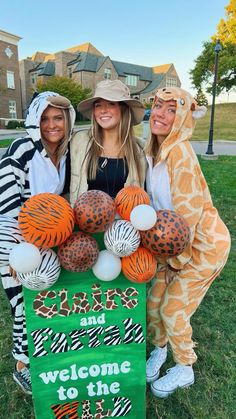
151, 364, 195, 398
146, 346, 167, 383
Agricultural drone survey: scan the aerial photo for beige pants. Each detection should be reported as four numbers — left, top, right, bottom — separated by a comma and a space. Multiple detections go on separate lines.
147, 260, 228, 365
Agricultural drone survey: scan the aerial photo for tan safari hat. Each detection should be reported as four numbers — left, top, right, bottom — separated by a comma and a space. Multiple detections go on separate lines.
78, 79, 144, 125
47, 95, 72, 109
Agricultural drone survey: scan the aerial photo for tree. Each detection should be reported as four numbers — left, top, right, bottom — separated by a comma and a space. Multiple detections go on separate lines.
190, 0, 236, 94
36, 76, 91, 110
194, 89, 208, 106
190, 41, 236, 94
212, 0, 236, 44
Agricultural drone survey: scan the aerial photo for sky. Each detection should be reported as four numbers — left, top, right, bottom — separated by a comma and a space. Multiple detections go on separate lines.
1, 0, 234, 102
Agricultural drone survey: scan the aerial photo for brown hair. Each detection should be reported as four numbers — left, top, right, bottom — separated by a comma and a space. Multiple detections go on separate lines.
85, 102, 142, 183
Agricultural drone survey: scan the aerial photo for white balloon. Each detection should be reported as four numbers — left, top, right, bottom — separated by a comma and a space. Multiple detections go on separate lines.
9, 243, 42, 273
17, 248, 61, 290
130, 205, 157, 230
104, 219, 140, 257
92, 250, 121, 281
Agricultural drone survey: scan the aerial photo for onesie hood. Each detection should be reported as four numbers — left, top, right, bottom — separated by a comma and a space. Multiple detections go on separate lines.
24, 91, 76, 151
151, 87, 207, 159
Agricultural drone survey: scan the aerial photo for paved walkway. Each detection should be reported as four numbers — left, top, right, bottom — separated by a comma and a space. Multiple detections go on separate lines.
1, 129, 236, 157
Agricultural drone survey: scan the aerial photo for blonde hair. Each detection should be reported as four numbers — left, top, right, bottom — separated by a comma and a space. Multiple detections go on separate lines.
41, 108, 71, 166
86, 102, 142, 183
145, 132, 161, 158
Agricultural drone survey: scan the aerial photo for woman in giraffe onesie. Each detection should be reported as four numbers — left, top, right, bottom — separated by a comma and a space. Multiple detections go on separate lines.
145, 87, 231, 398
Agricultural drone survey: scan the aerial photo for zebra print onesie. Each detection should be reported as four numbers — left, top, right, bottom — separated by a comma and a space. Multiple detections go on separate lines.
0, 91, 75, 364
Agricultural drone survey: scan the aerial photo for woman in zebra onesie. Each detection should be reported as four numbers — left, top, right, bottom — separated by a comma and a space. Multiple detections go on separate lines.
0, 91, 75, 394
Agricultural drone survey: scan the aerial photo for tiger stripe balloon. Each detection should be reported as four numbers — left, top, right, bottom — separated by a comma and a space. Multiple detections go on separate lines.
104, 219, 140, 257
115, 185, 150, 221
122, 246, 157, 283
18, 193, 75, 248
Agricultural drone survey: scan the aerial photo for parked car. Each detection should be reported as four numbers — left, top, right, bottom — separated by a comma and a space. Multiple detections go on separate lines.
143, 109, 151, 120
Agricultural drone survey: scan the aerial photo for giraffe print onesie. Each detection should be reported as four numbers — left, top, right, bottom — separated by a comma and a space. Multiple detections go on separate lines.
145, 87, 231, 365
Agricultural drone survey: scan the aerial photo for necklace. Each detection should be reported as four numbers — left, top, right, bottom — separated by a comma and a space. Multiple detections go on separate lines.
100, 157, 125, 199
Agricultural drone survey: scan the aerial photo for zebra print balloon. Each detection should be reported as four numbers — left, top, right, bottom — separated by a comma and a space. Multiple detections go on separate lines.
104, 220, 140, 257
17, 248, 61, 291
0, 215, 24, 267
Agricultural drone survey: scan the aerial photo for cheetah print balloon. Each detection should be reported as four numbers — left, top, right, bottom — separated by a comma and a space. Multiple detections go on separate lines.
57, 231, 99, 272
74, 190, 116, 233
140, 210, 190, 257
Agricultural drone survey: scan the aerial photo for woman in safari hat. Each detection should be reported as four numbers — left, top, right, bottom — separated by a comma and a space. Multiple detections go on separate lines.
0, 91, 76, 395
70, 79, 147, 205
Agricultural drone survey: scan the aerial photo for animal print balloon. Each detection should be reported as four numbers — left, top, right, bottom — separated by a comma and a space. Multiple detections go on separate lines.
74, 190, 116, 233
18, 193, 75, 248
121, 246, 157, 283
115, 185, 150, 221
17, 248, 61, 291
140, 210, 190, 257
104, 219, 140, 257
57, 231, 99, 272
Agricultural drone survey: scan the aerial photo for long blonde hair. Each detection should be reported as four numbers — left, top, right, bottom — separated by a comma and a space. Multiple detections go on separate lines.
41, 108, 71, 166
86, 102, 142, 183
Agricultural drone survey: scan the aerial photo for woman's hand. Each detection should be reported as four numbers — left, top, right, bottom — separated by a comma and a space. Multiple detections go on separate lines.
9, 266, 19, 282
165, 265, 180, 285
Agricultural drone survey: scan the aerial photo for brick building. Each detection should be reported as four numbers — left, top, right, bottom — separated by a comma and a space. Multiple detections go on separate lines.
19, 42, 181, 116
0, 30, 181, 121
0, 29, 23, 126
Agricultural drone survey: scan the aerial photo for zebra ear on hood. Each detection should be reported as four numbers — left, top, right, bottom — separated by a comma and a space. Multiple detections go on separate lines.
192, 105, 207, 120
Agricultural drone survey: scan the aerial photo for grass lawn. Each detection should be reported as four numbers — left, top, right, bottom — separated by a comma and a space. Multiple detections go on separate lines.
0, 156, 235, 418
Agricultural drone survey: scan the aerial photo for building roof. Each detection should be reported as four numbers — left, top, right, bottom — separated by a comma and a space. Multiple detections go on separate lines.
29, 61, 55, 76
66, 42, 103, 56
112, 60, 153, 81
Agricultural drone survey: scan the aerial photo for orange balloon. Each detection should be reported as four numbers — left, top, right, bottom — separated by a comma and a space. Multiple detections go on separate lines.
140, 210, 190, 257
74, 190, 116, 233
115, 186, 150, 221
122, 246, 157, 283
18, 193, 75, 248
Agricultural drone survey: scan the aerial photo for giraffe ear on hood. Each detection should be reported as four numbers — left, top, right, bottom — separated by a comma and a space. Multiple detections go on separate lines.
192, 105, 207, 120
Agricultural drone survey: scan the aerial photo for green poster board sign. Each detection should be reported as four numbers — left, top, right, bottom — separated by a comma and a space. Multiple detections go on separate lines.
23, 237, 146, 418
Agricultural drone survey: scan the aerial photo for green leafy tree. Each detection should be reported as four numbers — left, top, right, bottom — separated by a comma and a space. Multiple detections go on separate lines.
190, 0, 236, 94
195, 89, 208, 106
190, 41, 236, 94
36, 76, 91, 110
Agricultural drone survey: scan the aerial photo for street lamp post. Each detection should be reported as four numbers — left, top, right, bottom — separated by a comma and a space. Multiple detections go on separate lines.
206, 40, 222, 155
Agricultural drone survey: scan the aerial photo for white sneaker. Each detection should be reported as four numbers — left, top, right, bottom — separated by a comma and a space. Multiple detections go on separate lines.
146, 346, 167, 383
151, 364, 194, 398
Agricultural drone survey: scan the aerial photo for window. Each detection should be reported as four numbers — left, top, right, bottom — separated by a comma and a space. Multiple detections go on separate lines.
31, 72, 37, 84
125, 75, 138, 87
104, 68, 112, 79
7, 71, 15, 89
68, 67, 73, 79
9, 100, 17, 119
166, 77, 177, 87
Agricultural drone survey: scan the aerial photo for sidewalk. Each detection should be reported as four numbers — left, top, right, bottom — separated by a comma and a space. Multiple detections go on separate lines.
0, 129, 236, 156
